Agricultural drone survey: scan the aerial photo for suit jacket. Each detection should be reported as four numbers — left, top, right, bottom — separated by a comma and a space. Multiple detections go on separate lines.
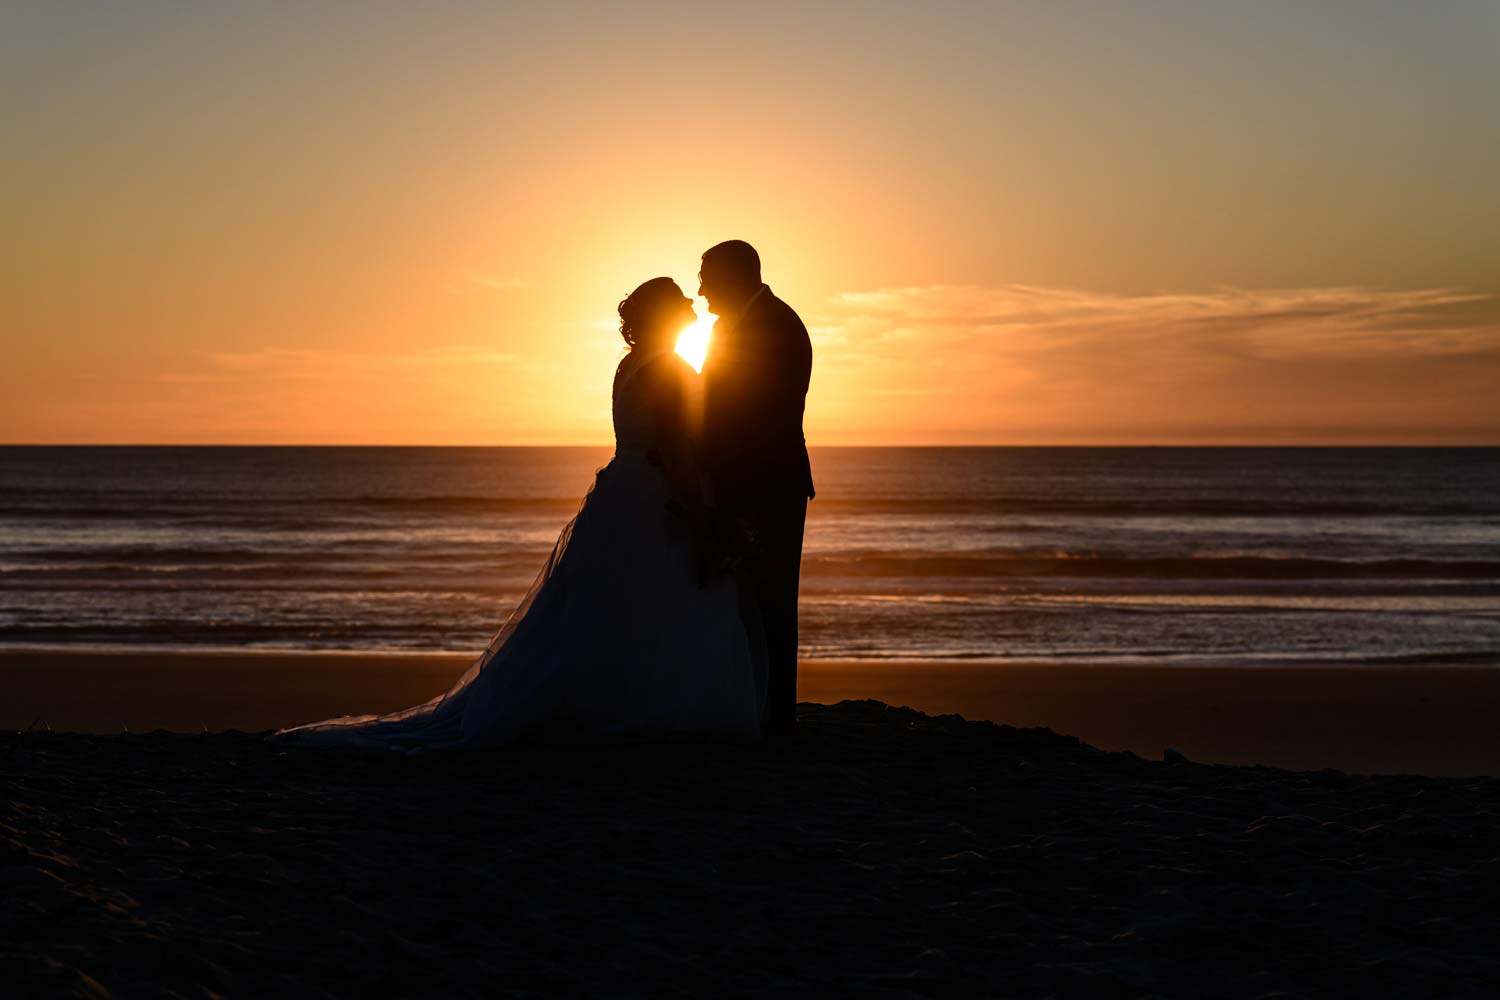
701, 285, 815, 513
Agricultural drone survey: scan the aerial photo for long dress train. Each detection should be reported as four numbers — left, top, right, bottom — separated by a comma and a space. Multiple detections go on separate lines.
269, 350, 766, 750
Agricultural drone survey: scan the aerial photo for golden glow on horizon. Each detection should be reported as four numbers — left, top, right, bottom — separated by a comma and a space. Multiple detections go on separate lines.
2, 6, 1497, 445
675, 309, 715, 373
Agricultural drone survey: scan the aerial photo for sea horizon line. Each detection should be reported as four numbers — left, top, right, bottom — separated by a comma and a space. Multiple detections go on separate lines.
3, 442, 1499, 450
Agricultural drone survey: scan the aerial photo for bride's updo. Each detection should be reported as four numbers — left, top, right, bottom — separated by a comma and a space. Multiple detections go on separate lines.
618, 277, 693, 350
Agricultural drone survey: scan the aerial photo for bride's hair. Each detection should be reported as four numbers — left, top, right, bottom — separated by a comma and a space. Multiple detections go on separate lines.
617, 277, 686, 350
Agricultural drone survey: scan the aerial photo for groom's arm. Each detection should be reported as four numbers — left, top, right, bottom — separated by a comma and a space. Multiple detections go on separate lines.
701, 304, 810, 507
757, 307, 812, 457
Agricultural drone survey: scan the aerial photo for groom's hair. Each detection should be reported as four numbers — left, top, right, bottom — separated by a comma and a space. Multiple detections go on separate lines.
702, 240, 761, 284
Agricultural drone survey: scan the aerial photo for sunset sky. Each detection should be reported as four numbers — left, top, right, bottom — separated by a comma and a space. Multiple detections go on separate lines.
4, 2, 1498, 445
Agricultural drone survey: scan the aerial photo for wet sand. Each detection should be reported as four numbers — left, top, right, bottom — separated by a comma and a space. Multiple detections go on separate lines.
5, 650, 1500, 775
5, 700, 1500, 997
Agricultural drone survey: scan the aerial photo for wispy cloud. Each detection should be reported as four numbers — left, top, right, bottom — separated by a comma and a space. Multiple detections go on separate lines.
159, 345, 554, 383
132, 344, 579, 444
808, 283, 1500, 442
135, 287, 1498, 444
819, 284, 1495, 358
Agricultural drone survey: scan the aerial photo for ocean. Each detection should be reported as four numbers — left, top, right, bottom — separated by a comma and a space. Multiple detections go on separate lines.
1, 446, 1497, 665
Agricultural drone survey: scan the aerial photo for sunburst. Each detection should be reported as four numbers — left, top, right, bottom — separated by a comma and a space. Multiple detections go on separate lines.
675, 307, 716, 372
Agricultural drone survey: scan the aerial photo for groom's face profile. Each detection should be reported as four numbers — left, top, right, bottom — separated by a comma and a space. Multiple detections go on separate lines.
697, 260, 733, 317
697, 241, 761, 318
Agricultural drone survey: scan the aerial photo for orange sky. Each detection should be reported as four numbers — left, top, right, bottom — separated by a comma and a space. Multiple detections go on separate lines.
4, 3, 1498, 444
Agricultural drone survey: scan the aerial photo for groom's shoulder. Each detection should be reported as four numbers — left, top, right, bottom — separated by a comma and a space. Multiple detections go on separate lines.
762, 290, 808, 336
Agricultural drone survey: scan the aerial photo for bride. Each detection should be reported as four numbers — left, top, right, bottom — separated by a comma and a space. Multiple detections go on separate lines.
270, 278, 766, 749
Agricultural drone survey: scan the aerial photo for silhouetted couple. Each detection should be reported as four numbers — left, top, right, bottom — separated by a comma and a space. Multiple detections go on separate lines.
271, 241, 813, 749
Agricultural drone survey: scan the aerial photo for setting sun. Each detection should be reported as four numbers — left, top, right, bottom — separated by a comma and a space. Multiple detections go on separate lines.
675, 306, 716, 373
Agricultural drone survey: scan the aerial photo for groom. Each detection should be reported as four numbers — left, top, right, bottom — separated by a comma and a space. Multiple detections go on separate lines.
697, 240, 814, 737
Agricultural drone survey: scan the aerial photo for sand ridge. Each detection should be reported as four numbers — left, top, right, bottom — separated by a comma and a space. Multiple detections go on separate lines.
4, 700, 1500, 997
8, 651, 1500, 775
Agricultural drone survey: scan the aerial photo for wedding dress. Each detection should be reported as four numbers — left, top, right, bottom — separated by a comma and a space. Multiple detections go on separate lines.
269, 349, 766, 749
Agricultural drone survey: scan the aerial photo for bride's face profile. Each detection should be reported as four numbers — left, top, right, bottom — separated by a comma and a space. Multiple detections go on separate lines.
619, 279, 695, 352
662, 296, 696, 338
639, 294, 695, 352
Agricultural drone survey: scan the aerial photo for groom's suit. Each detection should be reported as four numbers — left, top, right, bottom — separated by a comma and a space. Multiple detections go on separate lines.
702, 284, 814, 732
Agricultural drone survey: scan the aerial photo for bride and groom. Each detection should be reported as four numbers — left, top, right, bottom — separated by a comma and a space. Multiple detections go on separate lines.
271, 241, 814, 749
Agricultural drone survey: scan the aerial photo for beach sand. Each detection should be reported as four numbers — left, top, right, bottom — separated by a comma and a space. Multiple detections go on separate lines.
5, 699, 1499, 997
5, 650, 1500, 775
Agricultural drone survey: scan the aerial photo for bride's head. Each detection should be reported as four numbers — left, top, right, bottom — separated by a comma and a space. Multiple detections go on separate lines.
618, 278, 695, 353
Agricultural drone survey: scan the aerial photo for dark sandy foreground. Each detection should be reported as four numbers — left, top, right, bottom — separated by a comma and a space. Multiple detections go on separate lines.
5, 702, 1500, 998
9, 651, 1500, 775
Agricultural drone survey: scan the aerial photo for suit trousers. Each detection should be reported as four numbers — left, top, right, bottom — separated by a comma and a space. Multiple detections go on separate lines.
740, 496, 807, 731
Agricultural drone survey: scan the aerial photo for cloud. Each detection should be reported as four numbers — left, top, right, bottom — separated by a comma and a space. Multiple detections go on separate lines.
132, 344, 580, 444
808, 283, 1500, 441
819, 284, 1494, 357
157, 345, 555, 384
133, 286, 1498, 444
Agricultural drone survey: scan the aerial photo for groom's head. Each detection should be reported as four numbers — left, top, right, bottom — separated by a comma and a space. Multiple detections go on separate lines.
698, 240, 762, 316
